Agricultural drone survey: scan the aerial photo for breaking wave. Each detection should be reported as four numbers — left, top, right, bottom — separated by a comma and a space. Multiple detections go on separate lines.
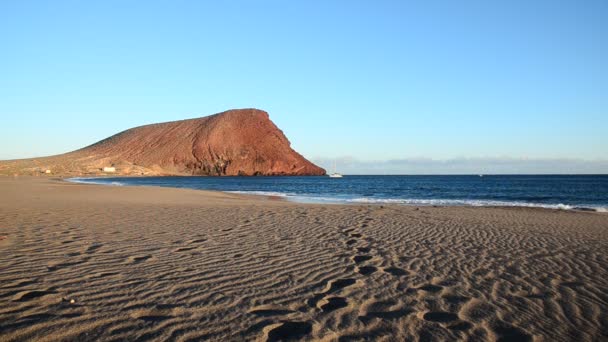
67, 178, 125, 186
226, 191, 606, 212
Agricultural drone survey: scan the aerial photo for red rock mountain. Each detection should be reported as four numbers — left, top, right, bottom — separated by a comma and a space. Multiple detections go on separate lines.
0, 109, 326, 176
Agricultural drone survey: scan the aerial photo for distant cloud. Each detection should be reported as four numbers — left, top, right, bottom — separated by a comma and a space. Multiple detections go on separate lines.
312, 157, 608, 175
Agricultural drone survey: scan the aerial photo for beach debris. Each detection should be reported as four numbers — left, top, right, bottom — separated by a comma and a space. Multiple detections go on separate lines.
62, 296, 76, 304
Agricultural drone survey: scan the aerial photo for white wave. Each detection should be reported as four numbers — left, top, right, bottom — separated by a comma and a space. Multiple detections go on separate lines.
350, 198, 608, 212
226, 190, 290, 197
67, 178, 125, 186
216, 190, 608, 212
226, 192, 350, 204
346, 197, 579, 209
281, 194, 604, 212
230, 192, 573, 210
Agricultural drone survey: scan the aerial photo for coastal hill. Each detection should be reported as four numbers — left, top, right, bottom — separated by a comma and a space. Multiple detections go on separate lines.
0, 109, 326, 176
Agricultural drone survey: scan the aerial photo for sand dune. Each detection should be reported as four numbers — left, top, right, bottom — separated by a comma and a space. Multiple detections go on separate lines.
1, 177, 607, 341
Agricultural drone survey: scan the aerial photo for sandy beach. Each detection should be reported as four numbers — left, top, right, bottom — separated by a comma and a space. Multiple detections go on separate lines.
0, 177, 607, 341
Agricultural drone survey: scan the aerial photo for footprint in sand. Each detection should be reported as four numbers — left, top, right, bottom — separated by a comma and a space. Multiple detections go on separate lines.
352, 255, 372, 264
307, 278, 357, 308
357, 266, 378, 276
263, 321, 313, 342
323, 278, 357, 294
417, 284, 443, 293
492, 323, 533, 342
459, 298, 495, 323
356, 247, 371, 253
318, 297, 348, 313
359, 300, 412, 323
383, 267, 408, 277
447, 321, 473, 331
419, 310, 474, 331
306, 294, 326, 308
345, 239, 357, 245
422, 311, 459, 323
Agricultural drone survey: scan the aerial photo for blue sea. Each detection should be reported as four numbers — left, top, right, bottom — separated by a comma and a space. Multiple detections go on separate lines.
69, 175, 608, 212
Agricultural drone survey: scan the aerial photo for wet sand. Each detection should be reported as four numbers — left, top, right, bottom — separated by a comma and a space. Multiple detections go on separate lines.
0, 177, 607, 341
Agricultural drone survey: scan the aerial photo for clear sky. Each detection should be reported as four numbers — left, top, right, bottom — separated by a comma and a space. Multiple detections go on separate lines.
1, 1, 606, 172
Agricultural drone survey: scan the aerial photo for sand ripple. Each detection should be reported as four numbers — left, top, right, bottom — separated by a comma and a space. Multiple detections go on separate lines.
1, 179, 607, 341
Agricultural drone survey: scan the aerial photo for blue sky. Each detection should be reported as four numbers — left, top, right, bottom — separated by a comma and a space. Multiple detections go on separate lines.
1, 1, 606, 172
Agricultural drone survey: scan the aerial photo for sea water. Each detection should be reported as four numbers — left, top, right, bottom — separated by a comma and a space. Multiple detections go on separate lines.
69, 175, 608, 212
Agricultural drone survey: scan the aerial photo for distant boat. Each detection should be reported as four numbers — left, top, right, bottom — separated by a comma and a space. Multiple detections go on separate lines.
329, 160, 343, 178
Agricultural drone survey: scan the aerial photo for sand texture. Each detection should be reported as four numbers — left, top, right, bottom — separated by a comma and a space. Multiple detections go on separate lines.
1, 177, 607, 341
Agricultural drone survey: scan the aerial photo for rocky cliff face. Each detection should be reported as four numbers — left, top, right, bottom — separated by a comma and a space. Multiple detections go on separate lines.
0, 109, 326, 176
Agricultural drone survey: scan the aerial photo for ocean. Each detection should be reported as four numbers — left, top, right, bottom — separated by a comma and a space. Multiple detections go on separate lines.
69, 175, 608, 212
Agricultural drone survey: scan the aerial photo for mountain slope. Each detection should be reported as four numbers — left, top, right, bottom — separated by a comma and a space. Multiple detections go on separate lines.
0, 109, 326, 176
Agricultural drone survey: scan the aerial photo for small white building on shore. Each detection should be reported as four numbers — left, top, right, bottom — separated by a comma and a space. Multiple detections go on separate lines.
102, 166, 116, 173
